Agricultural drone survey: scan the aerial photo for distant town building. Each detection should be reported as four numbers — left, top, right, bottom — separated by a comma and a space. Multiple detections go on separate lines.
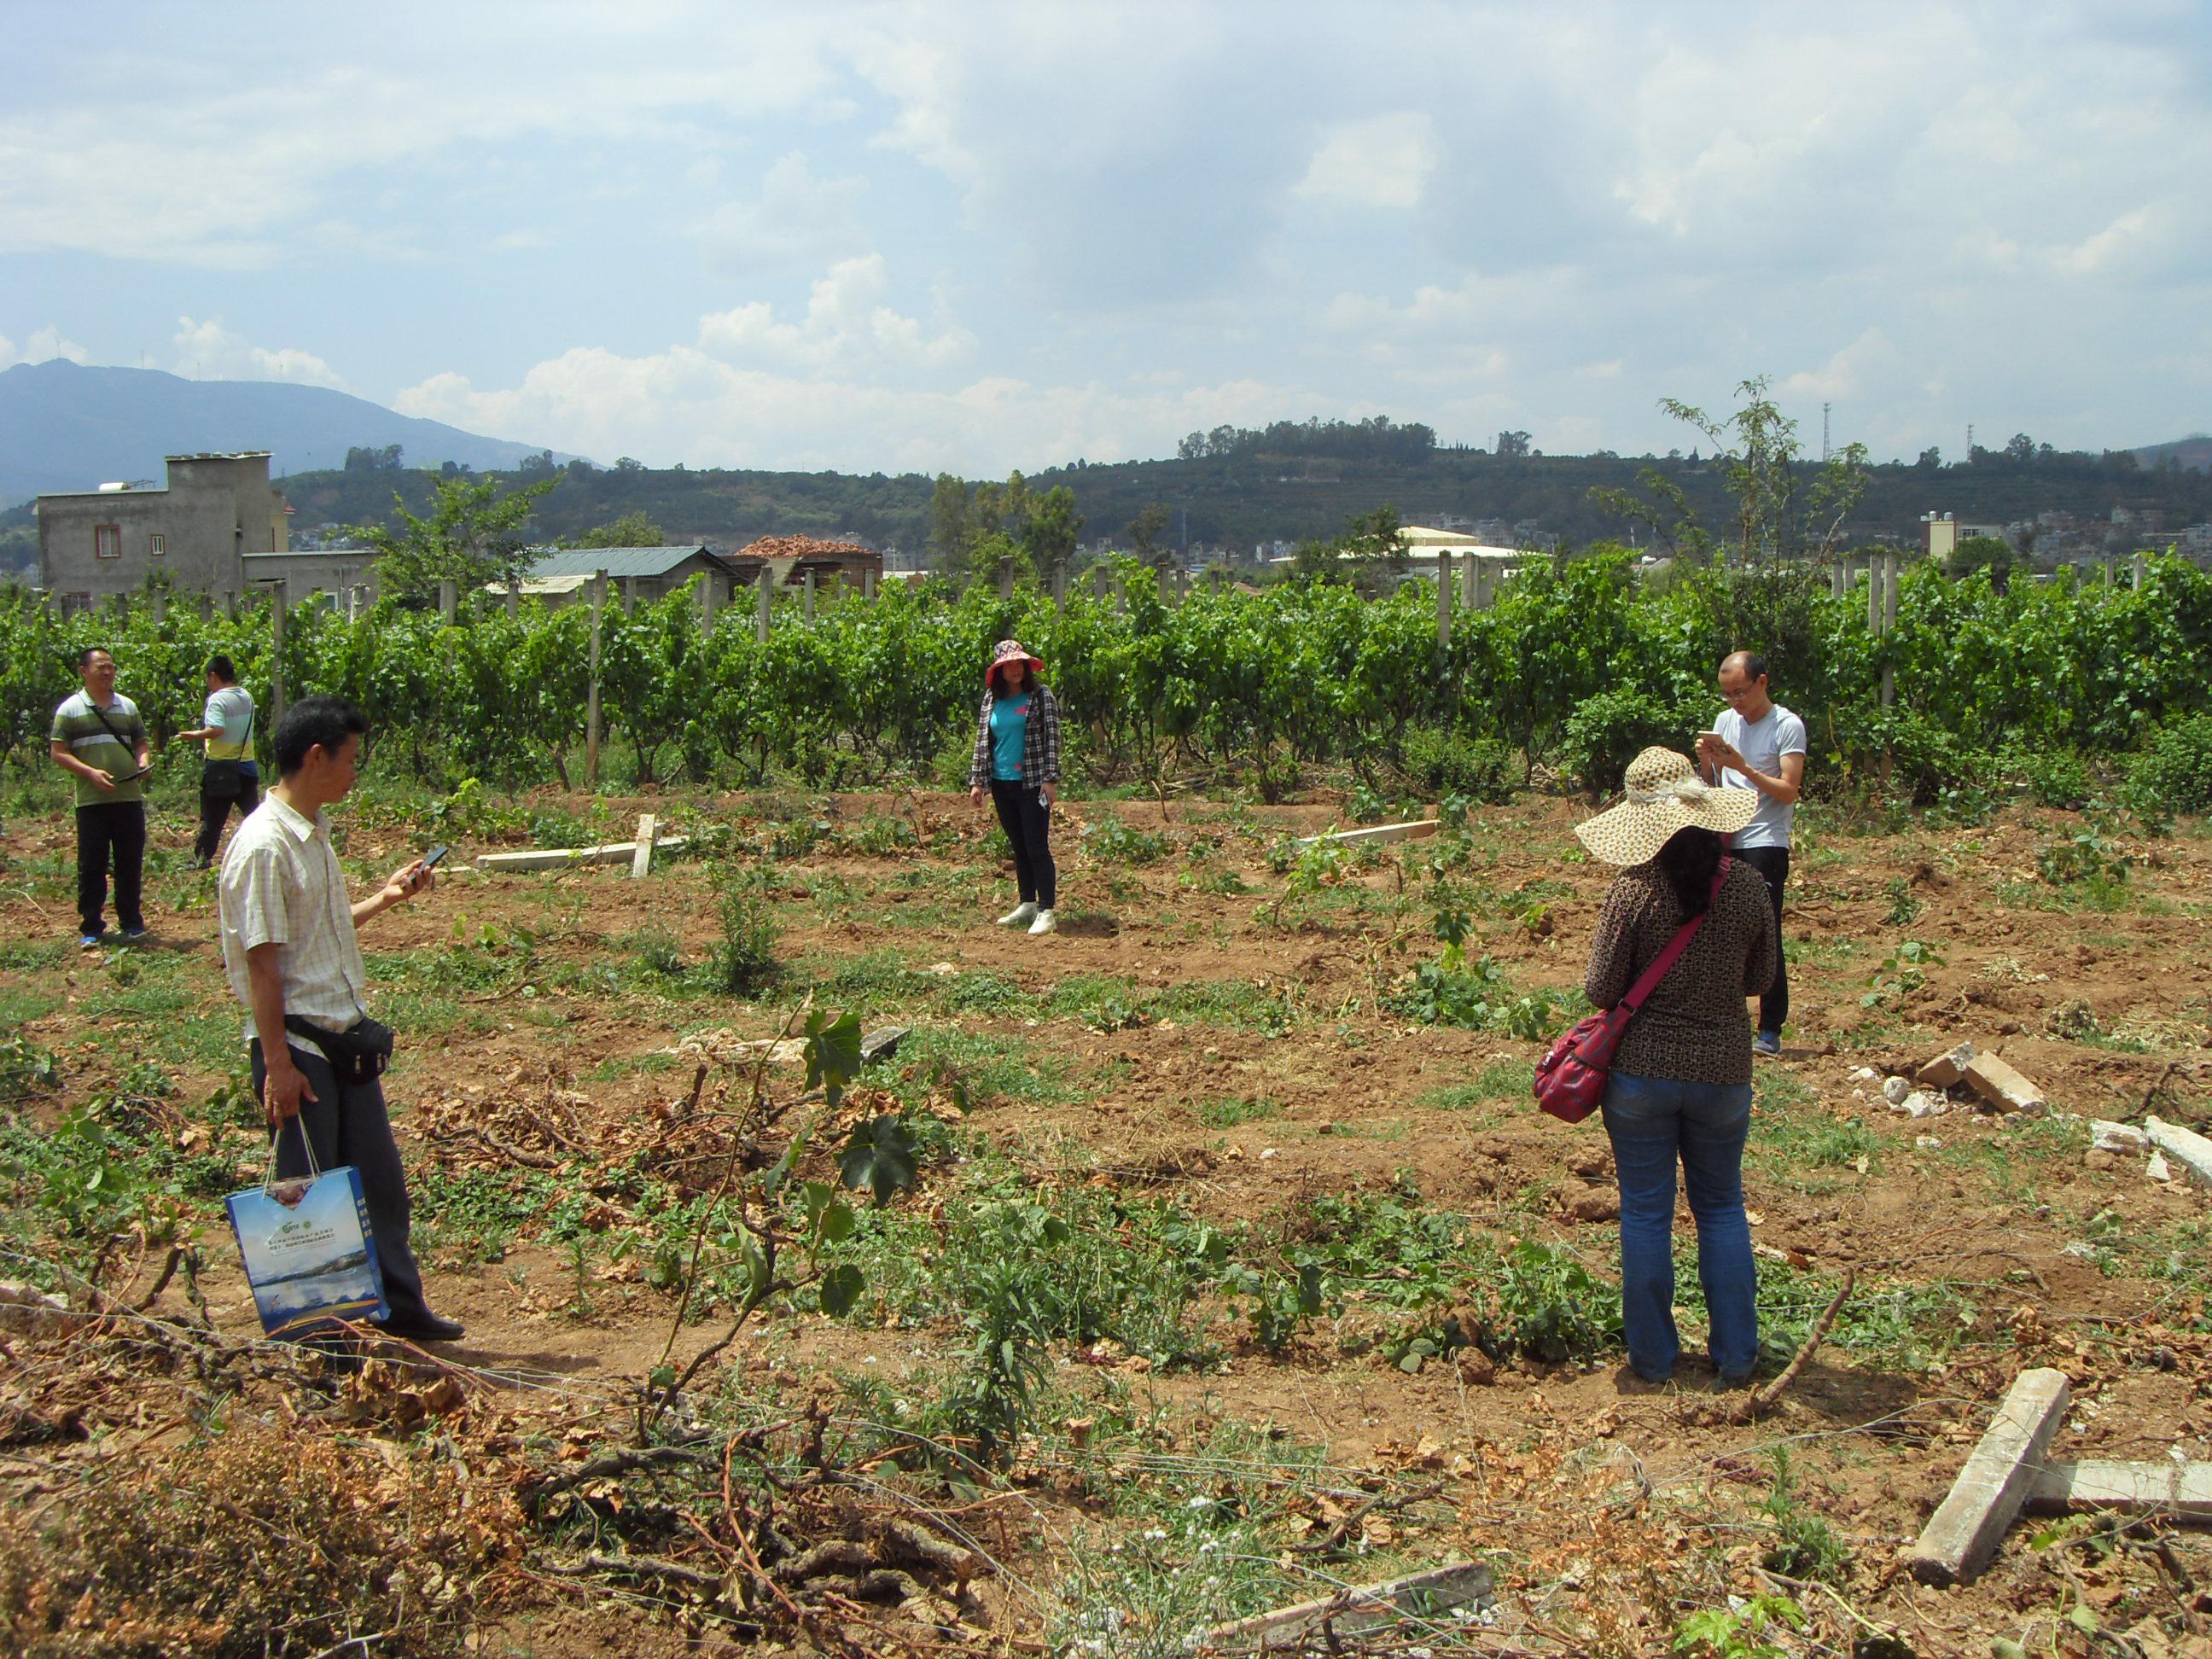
1921, 512, 1958, 561
36, 452, 293, 612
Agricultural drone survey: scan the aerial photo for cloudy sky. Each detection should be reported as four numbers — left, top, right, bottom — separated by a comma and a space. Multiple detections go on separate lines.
3, 1, 2207, 475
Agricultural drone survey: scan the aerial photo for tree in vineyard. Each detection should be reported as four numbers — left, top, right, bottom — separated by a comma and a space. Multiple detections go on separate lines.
354, 472, 562, 606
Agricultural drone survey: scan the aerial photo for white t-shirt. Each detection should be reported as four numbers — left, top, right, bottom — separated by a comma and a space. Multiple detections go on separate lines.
1714, 703, 1807, 851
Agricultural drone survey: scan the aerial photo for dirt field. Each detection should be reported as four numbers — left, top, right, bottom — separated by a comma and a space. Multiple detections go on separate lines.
3, 783, 2209, 1656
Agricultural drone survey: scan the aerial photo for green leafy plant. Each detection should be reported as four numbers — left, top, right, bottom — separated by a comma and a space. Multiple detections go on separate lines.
2035, 828, 2132, 889
1674, 1594, 1806, 1659
1881, 876, 1919, 927
713, 863, 781, 994
1402, 725, 1516, 804
1080, 812, 1169, 865
1860, 940, 1943, 1009
1759, 1448, 1850, 1582
0, 1037, 61, 1101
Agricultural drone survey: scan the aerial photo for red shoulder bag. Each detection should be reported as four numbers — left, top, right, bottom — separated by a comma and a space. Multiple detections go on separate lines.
1533, 861, 1730, 1124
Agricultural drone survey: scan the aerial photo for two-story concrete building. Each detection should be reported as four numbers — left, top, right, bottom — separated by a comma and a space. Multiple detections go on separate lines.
36, 452, 293, 611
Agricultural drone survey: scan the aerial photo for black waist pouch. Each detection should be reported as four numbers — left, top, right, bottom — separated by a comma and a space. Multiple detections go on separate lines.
203, 759, 248, 798
283, 1015, 395, 1084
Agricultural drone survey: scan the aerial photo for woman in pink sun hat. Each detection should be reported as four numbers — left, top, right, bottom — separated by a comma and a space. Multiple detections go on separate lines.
968, 638, 1062, 935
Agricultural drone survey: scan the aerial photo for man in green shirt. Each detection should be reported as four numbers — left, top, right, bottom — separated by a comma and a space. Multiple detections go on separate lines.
49, 646, 152, 948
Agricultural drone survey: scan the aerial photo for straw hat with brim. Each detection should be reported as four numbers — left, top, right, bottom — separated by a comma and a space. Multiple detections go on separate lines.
987, 638, 1044, 685
1575, 747, 1759, 866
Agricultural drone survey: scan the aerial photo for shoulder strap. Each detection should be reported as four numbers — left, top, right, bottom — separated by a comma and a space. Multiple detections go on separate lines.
1618, 859, 1732, 1015
85, 696, 137, 750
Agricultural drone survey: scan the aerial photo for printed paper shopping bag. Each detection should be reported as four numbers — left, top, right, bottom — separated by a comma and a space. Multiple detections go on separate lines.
224, 1119, 387, 1337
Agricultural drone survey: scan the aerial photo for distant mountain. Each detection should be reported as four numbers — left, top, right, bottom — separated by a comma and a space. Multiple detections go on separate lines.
0, 358, 577, 504
2136, 434, 2212, 472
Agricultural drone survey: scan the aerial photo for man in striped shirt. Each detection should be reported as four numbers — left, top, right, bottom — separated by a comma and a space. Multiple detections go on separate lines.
49, 646, 152, 948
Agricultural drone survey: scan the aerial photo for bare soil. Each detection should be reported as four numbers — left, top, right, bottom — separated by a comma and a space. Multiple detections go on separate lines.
3, 787, 2209, 1656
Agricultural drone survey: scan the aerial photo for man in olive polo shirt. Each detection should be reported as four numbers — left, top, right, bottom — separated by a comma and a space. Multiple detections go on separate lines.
49, 646, 153, 948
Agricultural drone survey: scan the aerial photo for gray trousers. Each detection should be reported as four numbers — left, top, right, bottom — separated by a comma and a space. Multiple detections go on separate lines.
253, 1039, 432, 1324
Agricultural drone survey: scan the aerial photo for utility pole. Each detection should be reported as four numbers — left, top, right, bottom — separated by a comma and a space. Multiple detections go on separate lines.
1966, 422, 1975, 459
1821, 402, 1831, 463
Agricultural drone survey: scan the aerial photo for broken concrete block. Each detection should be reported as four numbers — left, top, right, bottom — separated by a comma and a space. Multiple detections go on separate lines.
1918, 1040, 1979, 1090
2147, 1152, 2174, 1183
1890, 1091, 1943, 1118
1906, 1367, 2071, 1586
2027, 1459, 2212, 1521
1883, 1076, 1911, 1105
2145, 1117, 2212, 1189
2091, 1121, 2146, 1153
1961, 1052, 2047, 1115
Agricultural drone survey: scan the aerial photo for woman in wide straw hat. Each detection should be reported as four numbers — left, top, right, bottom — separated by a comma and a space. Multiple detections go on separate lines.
968, 639, 1062, 935
1576, 746, 1778, 1386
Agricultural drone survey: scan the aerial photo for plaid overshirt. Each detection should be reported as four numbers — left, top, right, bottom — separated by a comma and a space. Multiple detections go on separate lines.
969, 684, 1062, 789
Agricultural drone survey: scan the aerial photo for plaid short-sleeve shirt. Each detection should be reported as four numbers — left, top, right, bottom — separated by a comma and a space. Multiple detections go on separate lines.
218, 793, 370, 1041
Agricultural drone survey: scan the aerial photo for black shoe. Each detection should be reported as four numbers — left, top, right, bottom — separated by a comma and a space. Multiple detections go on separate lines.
372, 1310, 467, 1342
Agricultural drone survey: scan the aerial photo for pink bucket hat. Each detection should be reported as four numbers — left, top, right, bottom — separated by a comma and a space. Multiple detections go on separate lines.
986, 638, 1044, 686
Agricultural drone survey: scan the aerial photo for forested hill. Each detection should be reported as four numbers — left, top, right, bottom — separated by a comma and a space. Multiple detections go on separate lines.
9, 418, 2211, 567
0, 359, 576, 504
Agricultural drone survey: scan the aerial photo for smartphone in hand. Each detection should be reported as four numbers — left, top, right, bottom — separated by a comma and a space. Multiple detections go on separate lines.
420, 844, 450, 871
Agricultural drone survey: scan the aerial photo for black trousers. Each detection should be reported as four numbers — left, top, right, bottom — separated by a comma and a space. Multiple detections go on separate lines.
74, 800, 146, 936
253, 1039, 434, 1324
1737, 845, 1790, 1034
195, 763, 260, 865
989, 777, 1056, 908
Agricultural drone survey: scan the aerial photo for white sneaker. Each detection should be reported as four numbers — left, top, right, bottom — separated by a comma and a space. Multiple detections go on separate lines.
1027, 908, 1057, 936
996, 901, 1038, 928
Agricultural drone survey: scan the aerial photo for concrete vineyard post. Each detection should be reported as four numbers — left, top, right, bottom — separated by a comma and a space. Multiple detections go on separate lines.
586, 569, 606, 789
621, 576, 637, 617
998, 556, 1014, 600
804, 568, 816, 623
697, 573, 717, 637
861, 569, 877, 603
438, 579, 458, 622
268, 580, 288, 727
151, 590, 166, 626
1437, 550, 1453, 646
2133, 551, 2147, 590
1052, 562, 1067, 611
506, 579, 520, 620
756, 567, 772, 643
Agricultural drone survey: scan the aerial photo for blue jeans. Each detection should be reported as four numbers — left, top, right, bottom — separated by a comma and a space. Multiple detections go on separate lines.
1601, 1071, 1757, 1382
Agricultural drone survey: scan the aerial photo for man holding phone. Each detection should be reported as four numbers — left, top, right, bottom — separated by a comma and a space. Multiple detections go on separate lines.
218, 694, 463, 1342
1696, 651, 1807, 1057
49, 645, 153, 948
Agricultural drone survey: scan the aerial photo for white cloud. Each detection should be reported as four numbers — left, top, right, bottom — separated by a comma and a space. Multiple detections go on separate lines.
696, 255, 973, 372
2057, 205, 2161, 276
693, 152, 870, 272
1784, 328, 1898, 400
1293, 113, 1435, 210
2, 324, 89, 365
172, 316, 346, 387
393, 337, 1310, 478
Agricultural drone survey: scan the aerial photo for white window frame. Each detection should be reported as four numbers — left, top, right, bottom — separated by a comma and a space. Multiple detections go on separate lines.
95, 524, 122, 560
